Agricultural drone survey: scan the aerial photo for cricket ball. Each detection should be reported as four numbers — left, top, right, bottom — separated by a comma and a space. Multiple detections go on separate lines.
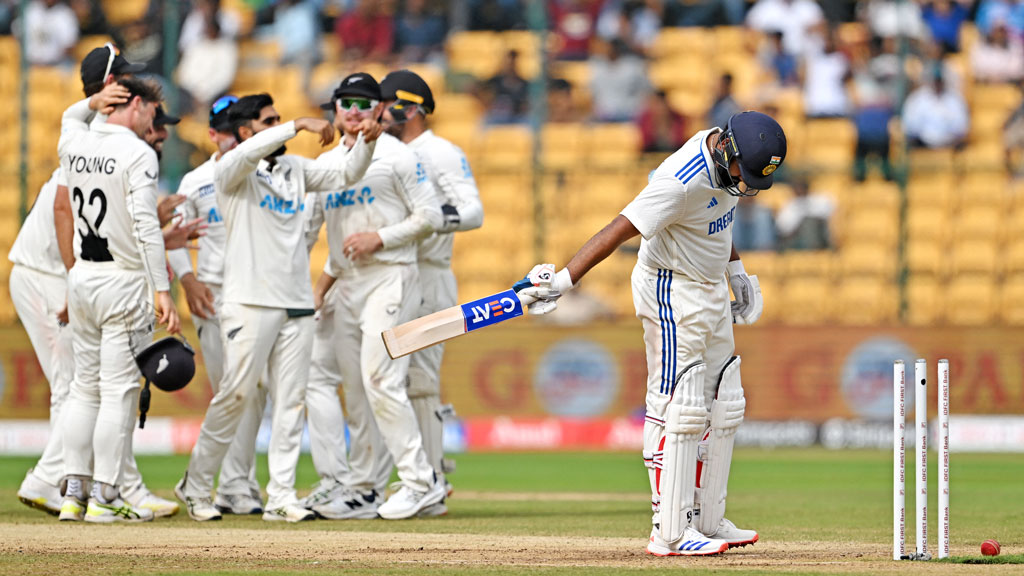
981, 539, 1001, 556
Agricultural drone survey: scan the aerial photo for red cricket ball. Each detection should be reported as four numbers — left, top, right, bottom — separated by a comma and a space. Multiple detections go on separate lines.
981, 539, 1001, 556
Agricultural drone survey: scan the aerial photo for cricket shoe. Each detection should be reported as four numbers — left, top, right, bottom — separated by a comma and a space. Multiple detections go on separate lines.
647, 526, 729, 557
58, 476, 87, 522
214, 492, 264, 515
702, 518, 758, 548
123, 489, 180, 518
263, 503, 316, 523
85, 497, 154, 523
313, 488, 379, 520
300, 478, 344, 510
174, 476, 222, 522
17, 469, 61, 516
377, 479, 445, 520
416, 500, 448, 517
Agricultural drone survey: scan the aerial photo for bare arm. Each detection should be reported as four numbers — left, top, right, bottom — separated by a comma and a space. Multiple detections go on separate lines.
564, 215, 640, 284
313, 271, 337, 311
730, 243, 740, 262
54, 184, 75, 271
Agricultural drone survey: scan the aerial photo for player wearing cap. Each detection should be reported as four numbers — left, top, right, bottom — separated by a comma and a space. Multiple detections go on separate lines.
177, 92, 380, 523
518, 112, 786, 555
56, 75, 180, 524
379, 69, 484, 514
165, 95, 267, 517
306, 72, 445, 520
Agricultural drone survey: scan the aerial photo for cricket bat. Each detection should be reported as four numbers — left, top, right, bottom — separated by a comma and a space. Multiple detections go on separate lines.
382, 279, 533, 359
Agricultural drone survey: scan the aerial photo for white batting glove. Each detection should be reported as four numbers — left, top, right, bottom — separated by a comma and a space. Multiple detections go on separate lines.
517, 264, 574, 315
728, 260, 763, 325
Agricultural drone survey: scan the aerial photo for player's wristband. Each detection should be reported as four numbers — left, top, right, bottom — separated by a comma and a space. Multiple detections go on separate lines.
552, 268, 575, 293
726, 260, 746, 278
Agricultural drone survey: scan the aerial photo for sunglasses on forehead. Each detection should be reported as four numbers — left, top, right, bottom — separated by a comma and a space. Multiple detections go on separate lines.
210, 95, 238, 118
337, 97, 378, 111
102, 42, 117, 81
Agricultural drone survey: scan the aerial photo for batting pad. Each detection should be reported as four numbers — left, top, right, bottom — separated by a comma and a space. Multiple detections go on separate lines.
697, 355, 745, 535
660, 361, 707, 544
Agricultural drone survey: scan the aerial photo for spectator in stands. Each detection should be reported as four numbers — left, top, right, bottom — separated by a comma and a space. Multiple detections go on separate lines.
70, 0, 123, 45
121, 18, 163, 76
851, 35, 896, 181
671, 0, 746, 26
859, 0, 927, 41
970, 20, 1024, 83
760, 31, 799, 87
732, 194, 778, 252
903, 67, 969, 149
1005, 84, 1024, 175
589, 38, 651, 122
547, 77, 583, 123
394, 0, 446, 63
179, 0, 240, 54
0, 0, 13, 34
550, 0, 602, 61
975, 0, 1024, 37
335, 0, 395, 62
802, 26, 851, 119
746, 0, 825, 56
177, 11, 237, 112
637, 90, 686, 152
596, 0, 662, 57
469, 0, 526, 31
921, 0, 971, 53
775, 175, 834, 251
274, 0, 319, 95
708, 73, 741, 130
477, 49, 529, 124
17, 0, 78, 67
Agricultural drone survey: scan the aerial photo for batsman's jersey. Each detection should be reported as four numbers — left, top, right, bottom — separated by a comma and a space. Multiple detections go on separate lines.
307, 133, 442, 276
8, 168, 66, 277
57, 98, 169, 292
406, 130, 483, 267
620, 128, 737, 283
216, 121, 374, 309
167, 155, 226, 286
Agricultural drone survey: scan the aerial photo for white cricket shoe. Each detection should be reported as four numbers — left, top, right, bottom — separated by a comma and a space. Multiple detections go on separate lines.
703, 518, 758, 548
84, 497, 154, 523
263, 503, 316, 523
17, 470, 61, 516
59, 495, 86, 522
300, 478, 343, 510
174, 477, 222, 522
377, 479, 445, 520
416, 501, 448, 517
313, 489, 379, 520
214, 493, 264, 515
647, 526, 729, 557
124, 489, 180, 518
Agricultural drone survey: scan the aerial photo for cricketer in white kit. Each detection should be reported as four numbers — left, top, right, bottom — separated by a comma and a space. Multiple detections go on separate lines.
380, 69, 484, 511
307, 73, 445, 520
519, 111, 786, 556
57, 77, 180, 524
178, 92, 378, 523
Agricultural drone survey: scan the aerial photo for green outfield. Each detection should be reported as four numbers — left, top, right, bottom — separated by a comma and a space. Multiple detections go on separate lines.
0, 448, 1021, 575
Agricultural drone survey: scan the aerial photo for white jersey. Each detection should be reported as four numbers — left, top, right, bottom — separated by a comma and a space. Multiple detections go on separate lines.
216, 121, 374, 309
57, 98, 169, 292
306, 133, 442, 276
167, 155, 226, 286
406, 130, 483, 267
8, 167, 66, 277
620, 128, 737, 283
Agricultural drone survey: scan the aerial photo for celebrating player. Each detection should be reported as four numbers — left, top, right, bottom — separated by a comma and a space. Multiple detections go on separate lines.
177, 92, 379, 523
518, 111, 786, 555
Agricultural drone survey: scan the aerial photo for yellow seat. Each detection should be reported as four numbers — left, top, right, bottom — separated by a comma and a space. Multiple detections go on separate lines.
957, 142, 1006, 172
906, 276, 945, 326
650, 56, 712, 93
946, 276, 998, 326
541, 123, 585, 172
447, 31, 503, 78
432, 122, 480, 160
430, 92, 482, 126
950, 240, 998, 276
738, 251, 779, 281
650, 27, 711, 60
906, 205, 950, 242
805, 118, 857, 149
970, 83, 1022, 111
834, 278, 898, 325
909, 148, 955, 174
906, 173, 955, 211
838, 244, 898, 278
848, 180, 900, 212
1000, 275, 1024, 325
841, 209, 899, 247
478, 125, 532, 171
781, 250, 836, 279
1005, 240, 1024, 276
953, 206, 1002, 242
778, 277, 832, 324
756, 277, 781, 324
959, 172, 1010, 211
586, 123, 641, 170
905, 239, 947, 277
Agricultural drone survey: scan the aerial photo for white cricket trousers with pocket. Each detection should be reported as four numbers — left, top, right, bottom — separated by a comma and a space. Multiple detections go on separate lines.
631, 262, 734, 505
335, 262, 435, 493
184, 303, 312, 510
192, 283, 266, 497
10, 264, 74, 487
61, 261, 151, 487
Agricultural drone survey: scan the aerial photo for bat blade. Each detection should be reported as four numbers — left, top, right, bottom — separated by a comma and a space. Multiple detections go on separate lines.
383, 284, 530, 359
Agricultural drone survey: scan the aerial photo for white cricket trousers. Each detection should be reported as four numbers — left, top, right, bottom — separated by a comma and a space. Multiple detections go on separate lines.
192, 283, 265, 497
184, 302, 313, 509
631, 262, 734, 503
61, 261, 151, 487
10, 264, 73, 487
407, 263, 457, 477
335, 262, 435, 493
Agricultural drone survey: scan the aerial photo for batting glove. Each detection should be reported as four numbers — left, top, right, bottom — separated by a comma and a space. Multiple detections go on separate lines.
728, 260, 763, 325
517, 264, 575, 315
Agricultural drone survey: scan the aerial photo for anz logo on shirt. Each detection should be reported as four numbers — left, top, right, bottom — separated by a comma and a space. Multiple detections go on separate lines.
325, 186, 375, 210
198, 184, 216, 199
707, 206, 736, 236
460, 156, 473, 179
259, 195, 304, 215
207, 207, 222, 223
415, 162, 427, 184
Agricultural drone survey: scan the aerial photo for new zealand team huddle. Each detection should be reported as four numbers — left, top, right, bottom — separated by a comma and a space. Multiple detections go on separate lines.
11, 43, 788, 557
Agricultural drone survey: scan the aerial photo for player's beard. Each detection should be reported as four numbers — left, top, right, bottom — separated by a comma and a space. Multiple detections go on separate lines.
384, 121, 404, 138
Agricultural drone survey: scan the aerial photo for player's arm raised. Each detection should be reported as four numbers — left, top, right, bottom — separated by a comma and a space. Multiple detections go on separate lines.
214, 121, 300, 192
302, 119, 379, 192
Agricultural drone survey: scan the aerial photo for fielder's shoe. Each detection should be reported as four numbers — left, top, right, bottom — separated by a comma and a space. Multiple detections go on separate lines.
17, 470, 61, 516
300, 478, 343, 510
263, 503, 316, 523
124, 489, 180, 518
416, 501, 448, 518
313, 489, 379, 520
215, 492, 264, 515
174, 476, 222, 522
59, 495, 86, 522
377, 479, 445, 520
647, 526, 729, 557
703, 518, 758, 549
84, 497, 154, 523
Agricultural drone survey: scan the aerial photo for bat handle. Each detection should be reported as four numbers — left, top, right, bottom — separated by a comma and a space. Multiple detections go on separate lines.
511, 278, 532, 293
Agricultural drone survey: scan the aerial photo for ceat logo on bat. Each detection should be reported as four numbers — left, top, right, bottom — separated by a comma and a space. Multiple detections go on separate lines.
461, 289, 524, 331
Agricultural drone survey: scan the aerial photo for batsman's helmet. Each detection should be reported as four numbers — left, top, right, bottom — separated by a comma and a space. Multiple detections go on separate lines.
134, 337, 196, 429
713, 111, 787, 196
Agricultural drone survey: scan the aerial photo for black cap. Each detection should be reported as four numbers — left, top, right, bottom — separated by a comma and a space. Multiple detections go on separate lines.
319, 72, 382, 110
80, 44, 146, 87
135, 337, 195, 393
726, 111, 787, 190
209, 94, 238, 131
153, 105, 180, 127
380, 69, 435, 114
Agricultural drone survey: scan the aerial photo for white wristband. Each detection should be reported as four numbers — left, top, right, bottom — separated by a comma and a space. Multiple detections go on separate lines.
726, 260, 746, 277
552, 268, 575, 293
